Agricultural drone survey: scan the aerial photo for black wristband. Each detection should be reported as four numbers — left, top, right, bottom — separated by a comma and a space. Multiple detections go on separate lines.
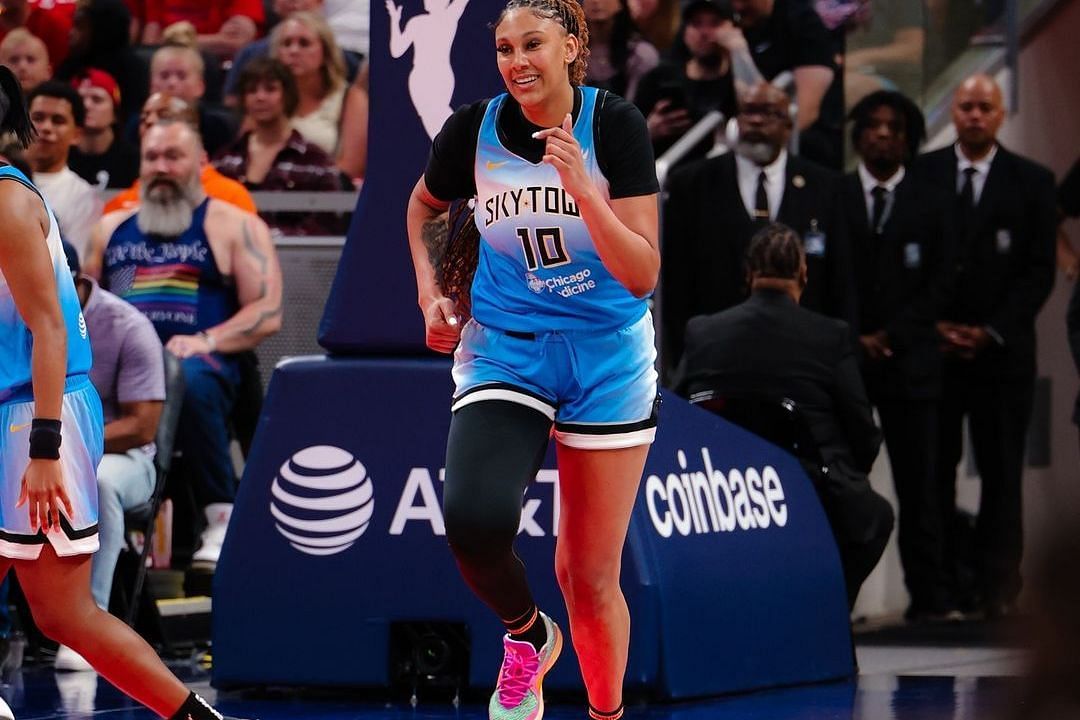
28, 418, 62, 460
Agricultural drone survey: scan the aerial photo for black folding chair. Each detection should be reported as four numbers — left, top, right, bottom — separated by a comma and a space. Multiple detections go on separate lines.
230, 350, 264, 459
689, 388, 829, 481
117, 350, 186, 626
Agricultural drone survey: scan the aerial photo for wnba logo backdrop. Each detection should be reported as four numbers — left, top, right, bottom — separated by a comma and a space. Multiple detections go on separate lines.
319, 0, 505, 353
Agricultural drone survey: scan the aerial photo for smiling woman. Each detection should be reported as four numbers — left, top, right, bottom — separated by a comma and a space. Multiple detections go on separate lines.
403, 1, 661, 719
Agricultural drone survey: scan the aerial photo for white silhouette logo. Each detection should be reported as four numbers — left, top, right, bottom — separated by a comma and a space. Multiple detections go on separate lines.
386, 0, 471, 139
270, 446, 374, 556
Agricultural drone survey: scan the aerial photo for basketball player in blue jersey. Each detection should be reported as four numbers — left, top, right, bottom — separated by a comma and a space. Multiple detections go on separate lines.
406, 1, 660, 718
0, 67, 245, 720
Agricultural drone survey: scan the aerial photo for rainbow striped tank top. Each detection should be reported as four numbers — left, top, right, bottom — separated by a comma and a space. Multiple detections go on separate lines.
101, 200, 238, 342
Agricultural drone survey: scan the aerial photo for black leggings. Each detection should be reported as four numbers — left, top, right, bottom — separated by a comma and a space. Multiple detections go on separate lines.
443, 400, 552, 623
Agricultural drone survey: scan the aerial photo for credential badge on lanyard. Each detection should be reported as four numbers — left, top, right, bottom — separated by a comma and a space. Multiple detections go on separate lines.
996, 229, 1012, 254
804, 219, 826, 257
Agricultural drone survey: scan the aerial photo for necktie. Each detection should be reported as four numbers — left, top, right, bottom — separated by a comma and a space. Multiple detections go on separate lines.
754, 171, 769, 225
959, 166, 977, 210
870, 185, 888, 235
957, 166, 977, 239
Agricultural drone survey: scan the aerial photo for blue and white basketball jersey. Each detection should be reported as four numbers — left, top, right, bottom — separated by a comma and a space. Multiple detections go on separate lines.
470, 87, 648, 332
0, 165, 92, 402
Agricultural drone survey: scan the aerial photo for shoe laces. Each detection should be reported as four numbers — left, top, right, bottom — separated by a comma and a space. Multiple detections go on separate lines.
496, 639, 540, 708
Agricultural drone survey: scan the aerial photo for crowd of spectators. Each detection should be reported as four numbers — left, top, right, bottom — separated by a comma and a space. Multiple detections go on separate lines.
1, 0, 366, 246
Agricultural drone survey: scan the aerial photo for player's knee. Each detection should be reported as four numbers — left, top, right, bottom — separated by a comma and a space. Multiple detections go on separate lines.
444, 500, 517, 563
558, 565, 622, 612
554, 554, 572, 594
30, 601, 90, 644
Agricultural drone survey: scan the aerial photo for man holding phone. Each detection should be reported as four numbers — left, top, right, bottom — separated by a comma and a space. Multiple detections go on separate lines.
634, 0, 741, 160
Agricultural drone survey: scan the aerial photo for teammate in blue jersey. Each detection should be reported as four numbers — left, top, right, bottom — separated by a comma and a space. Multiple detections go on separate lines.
0, 66, 243, 720
406, 1, 660, 718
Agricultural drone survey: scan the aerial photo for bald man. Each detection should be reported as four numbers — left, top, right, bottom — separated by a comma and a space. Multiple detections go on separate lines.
915, 74, 1056, 620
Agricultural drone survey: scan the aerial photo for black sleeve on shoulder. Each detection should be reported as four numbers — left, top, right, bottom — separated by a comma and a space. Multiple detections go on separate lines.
423, 100, 488, 202
596, 91, 660, 199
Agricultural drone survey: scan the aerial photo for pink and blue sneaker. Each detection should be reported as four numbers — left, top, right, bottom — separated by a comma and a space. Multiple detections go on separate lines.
488, 612, 563, 720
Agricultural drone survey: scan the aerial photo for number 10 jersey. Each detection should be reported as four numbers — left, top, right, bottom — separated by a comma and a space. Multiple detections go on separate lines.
470, 86, 648, 333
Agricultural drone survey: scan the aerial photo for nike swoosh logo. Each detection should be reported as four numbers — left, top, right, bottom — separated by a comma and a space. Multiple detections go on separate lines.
486, 160, 509, 171
9, 422, 30, 433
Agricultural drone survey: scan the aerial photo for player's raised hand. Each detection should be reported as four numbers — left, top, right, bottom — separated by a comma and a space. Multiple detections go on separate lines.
535, 114, 592, 201
424, 295, 461, 354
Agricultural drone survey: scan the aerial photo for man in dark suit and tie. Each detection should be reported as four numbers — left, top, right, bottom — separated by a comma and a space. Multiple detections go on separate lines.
843, 90, 953, 621
917, 74, 1056, 618
672, 223, 893, 608
662, 80, 854, 372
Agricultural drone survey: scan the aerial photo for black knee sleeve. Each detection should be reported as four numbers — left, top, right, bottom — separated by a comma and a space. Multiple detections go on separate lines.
442, 400, 552, 619
443, 400, 551, 555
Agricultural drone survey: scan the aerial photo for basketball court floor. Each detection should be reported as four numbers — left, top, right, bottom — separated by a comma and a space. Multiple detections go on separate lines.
0, 640, 1024, 719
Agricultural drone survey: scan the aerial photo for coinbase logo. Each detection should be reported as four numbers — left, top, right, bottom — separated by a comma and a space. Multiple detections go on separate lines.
270, 446, 374, 556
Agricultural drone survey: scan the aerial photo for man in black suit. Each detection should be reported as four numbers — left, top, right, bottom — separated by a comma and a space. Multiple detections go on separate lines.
1059, 159, 1080, 453
843, 90, 953, 620
673, 223, 893, 608
918, 74, 1056, 617
662, 80, 854, 371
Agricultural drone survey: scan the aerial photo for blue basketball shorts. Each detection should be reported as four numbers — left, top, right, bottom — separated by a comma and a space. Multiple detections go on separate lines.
451, 311, 659, 449
0, 376, 103, 559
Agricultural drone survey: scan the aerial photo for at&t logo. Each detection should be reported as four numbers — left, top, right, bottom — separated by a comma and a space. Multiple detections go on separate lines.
270, 446, 374, 556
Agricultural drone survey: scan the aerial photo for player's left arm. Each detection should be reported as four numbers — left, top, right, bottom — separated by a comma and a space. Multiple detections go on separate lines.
0, 183, 65, 419
594, 194, 659, 298
537, 114, 659, 298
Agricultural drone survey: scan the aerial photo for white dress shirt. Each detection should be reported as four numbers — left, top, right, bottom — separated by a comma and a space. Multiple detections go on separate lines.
857, 162, 905, 231
954, 142, 998, 205
736, 149, 787, 222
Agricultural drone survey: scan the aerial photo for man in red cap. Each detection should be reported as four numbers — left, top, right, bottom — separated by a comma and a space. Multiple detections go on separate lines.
69, 68, 140, 188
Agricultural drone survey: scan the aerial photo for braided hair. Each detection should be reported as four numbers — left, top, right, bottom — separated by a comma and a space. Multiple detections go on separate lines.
436, 199, 482, 322
496, 0, 591, 85
745, 223, 804, 281
0, 66, 36, 149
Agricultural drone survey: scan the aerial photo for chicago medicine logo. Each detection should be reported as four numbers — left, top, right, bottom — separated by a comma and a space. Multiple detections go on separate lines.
270, 446, 374, 556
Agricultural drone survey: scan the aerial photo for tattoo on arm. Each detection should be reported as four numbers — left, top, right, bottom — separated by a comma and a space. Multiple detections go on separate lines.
242, 219, 269, 274
241, 302, 284, 337
422, 214, 449, 269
